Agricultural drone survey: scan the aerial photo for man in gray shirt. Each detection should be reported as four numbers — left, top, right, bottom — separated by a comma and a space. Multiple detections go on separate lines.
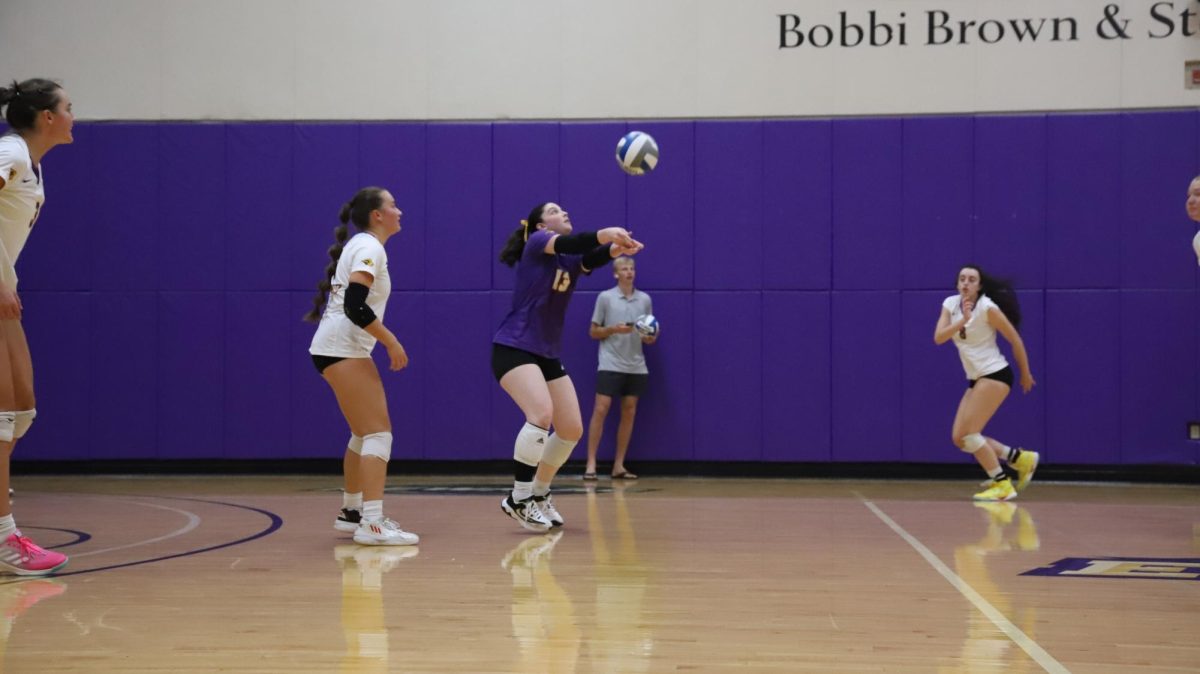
583, 257, 657, 480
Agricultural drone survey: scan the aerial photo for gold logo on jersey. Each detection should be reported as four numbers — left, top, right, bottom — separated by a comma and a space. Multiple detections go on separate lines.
6, 168, 13, 181
362, 258, 374, 267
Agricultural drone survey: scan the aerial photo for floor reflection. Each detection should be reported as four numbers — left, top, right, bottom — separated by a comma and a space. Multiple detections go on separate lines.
941, 502, 1040, 673
335, 544, 418, 674
503, 531, 580, 673
584, 481, 654, 673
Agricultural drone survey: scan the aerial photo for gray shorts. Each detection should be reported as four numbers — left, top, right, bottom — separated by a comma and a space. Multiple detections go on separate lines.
595, 370, 648, 398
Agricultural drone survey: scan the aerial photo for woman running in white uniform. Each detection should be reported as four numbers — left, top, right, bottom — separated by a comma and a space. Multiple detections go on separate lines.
934, 265, 1039, 501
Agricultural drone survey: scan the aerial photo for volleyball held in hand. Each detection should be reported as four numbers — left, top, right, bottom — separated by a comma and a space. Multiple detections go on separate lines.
634, 314, 659, 338
616, 131, 659, 176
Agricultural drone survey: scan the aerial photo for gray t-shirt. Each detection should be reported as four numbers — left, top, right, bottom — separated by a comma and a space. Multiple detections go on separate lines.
591, 286, 653, 374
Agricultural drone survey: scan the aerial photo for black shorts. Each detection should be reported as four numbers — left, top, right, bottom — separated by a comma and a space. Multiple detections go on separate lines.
312, 355, 347, 374
595, 370, 648, 398
969, 365, 1014, 389
491, 343, 568, 382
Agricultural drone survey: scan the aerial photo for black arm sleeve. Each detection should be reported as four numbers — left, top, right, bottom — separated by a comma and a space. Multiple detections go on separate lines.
344, 282, 378, 329
551, 231, 601, 254
581, 244, 614, 272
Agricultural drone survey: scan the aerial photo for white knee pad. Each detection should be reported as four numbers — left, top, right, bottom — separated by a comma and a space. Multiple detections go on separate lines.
961, 433, 987, 454
0, 412, 13, 443
361, 432, 392, 462
514, 422, 548, 467
14, 410, 35, 439
347, 434, 363, 455
539, 434, 578, 469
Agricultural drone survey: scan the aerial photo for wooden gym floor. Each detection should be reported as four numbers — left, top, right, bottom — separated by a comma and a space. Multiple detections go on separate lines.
0, 475, 1196, 673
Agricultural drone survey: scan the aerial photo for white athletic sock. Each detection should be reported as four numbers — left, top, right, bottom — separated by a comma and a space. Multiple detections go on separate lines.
532, 478, 551, 497
0, 514, 15, 539
343, 491, 363, 510
363, 500, 383, 523
512, 481, 533, 501
987, 466, 1006, 481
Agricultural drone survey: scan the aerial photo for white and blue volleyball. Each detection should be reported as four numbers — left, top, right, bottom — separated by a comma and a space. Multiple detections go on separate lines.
616, 131, 659, 176
634, 314, 659, 337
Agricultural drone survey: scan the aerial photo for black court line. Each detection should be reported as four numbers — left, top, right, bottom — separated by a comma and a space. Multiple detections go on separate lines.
0, 495, 283, 584
25, 526, 92, 550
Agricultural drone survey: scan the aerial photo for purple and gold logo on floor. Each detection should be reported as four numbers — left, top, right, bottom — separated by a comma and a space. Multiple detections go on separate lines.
1023, 557, 1200, 581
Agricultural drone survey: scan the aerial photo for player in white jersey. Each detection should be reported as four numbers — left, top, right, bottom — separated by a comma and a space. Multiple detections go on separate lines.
934, 265, 1039, 502
1187, 176, 1200, 263
305, 187, 417, 547
0, 79, 73, 575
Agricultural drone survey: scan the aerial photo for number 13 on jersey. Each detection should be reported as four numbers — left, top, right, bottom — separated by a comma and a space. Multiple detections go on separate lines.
552, 269, 571, 292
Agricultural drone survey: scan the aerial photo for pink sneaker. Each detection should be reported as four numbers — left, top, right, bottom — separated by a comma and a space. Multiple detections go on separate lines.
0, 532, 68, 576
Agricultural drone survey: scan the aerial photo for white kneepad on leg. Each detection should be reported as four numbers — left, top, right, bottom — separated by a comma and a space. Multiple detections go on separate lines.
539, 434, 578, 469
961, 433, 987, 454
14, 410, 36, 439
361, 432, 392, 462
347, 434, 363, 454
514, 422, 549, 467
0, 412, 14, 443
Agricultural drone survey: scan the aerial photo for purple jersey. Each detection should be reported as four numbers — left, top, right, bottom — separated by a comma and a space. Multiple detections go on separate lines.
493, 229, 586, 358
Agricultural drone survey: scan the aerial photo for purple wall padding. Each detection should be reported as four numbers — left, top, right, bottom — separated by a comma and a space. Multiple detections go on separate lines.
226, 124, 293, 291
1120, 291, 1198, 464
20, 294, 90, 460
159, 125, 227, 291
224, 292, 292, 459
831, 292, 902, 460
693, 293, 762, 460
87, 125, 161, 292
423, 293, 492, 460
90, 292, 159, 458
832, 119, 903, 290
902, 117, 973, 290
425, 124, 492, 290
1045, 291, 1120, 464
10, 110, 1199, 466
1120, 111, 1198, 290
695, 121, 763, 290
763, 120, 832, 290
763, 292, 830, 461
158, 292, 225, 458
973, 115, 1047, 288
1046, 115, 1121, 289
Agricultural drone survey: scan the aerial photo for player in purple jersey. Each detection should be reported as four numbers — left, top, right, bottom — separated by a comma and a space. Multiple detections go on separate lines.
492, 202, 643, 532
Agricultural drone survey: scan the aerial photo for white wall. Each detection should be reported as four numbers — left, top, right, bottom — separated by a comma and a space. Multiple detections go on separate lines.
2, 0, 1198, 120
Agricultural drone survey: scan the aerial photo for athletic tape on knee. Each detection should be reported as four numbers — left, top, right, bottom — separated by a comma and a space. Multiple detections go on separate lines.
539, 434, 578, 469
961, 433, 987, 453
13, 410, 35, 439
0, 412, 13, 443
361, 432, 392, 462
514, 422, 549, 467
347, 434, 363, 455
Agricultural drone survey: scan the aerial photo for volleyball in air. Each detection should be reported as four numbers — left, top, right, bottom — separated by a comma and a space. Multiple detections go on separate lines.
616, 131, 659, 176
634, 314, 659, 338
